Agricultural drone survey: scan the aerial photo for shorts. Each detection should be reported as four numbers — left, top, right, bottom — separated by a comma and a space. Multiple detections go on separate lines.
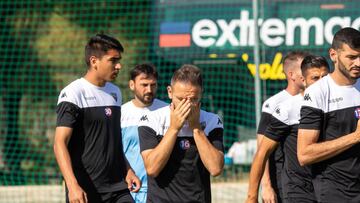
66, 188, 134, 203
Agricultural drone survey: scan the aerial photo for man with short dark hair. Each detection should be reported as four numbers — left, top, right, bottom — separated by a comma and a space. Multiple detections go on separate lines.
246, 55, 329, 203
121, 63, 167, 202
256, 51, 308, 203
54, 34, 140, 203
138, 64, 224, 203
297, 27, 360, 202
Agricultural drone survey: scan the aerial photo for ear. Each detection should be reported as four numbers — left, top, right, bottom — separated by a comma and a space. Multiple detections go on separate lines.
167, 86, 173, 99
129, 80, 135, 91
89, 56, 98, 70
329, 48, 337, 63
288, 71, 294, 80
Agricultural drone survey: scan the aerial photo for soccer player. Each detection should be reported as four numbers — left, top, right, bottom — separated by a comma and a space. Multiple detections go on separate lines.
256, 51, 309, 203
297, 27, 360, 202
121, 63, 167, 202
138, 64, 224, 203
54, 34, 140, 203
279, 55, 329, 203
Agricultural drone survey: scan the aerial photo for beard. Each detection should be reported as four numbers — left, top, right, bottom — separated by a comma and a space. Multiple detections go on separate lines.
337, 57, 360, 81
135, 92, 155, 106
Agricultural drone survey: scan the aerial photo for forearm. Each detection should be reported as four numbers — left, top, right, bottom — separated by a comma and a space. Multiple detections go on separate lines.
54, 141, 78, 189
299, 131, 360, 165
247, 150, 271, 200
260, 160, 272, 187
143, 128, 179, 177
257, 134, 272, 187
193, 129, 224, 176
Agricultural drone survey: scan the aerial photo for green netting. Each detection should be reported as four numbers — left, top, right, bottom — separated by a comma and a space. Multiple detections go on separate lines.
0, 0, 359, 202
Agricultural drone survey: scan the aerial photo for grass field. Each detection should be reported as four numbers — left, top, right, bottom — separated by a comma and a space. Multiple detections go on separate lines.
0, 181, 249, 203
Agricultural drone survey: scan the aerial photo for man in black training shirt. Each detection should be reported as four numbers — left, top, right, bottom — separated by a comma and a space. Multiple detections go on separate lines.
246, 55, 329, 203
138, 65, 224, 203
54, 34, 140, 203
256, 51, 308, 203
297, 27, 360, 203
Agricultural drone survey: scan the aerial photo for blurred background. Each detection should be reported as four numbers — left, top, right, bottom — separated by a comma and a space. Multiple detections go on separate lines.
0, 0, 359, 202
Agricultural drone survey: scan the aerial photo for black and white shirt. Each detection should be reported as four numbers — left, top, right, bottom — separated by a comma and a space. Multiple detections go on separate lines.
265, 94, 316, 200
257, 89, 291, 198
56, 78, 127, 193
138, 106, 224, 203
299, 75, 360, 201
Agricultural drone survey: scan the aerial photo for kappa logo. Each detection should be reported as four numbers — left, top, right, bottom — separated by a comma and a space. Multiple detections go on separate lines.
61, 92, 67, 98
275, 107, 280, 115
180, 139, 191, 150
140, 115, 148, 122
110, 93, 118, 102
104, 107, 112, 117
217, 118, 223, 125
355, 108, 360, 119
304, 93, 312, 102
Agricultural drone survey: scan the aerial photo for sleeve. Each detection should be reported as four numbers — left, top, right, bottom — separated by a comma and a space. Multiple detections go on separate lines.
208, 128, 224, 152
204, 113, 224, 152
257, 112, 272, 134
299, 86, 324, 130
264, 115, 290, 142
138, 112, 161, 152
138, 126, 161, 152
56, 102, 81, 128
299, 106, 324, 130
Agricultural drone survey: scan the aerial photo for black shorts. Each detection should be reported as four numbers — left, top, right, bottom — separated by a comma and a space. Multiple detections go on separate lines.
282, 170, 315, 202
66, 188, 134, 203
283, 197, 317, 203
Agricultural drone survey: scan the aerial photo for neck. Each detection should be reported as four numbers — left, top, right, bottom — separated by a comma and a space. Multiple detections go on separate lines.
299, 88, 305, 96
330, 68, 356, 86
285, 82, 300, 96
84, 71, 106, 87
132, 98, 152, 108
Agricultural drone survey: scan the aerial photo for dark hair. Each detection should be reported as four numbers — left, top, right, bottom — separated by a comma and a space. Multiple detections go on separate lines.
301, 55, 330, 75
332, 27, 360, 50
283, 51, 310, 74
130, 63, 158, 80
85, 34, 124, 67
171, 64, 203, 88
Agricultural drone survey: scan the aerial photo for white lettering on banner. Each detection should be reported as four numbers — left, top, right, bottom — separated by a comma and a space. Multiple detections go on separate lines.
192, 10, 360, 48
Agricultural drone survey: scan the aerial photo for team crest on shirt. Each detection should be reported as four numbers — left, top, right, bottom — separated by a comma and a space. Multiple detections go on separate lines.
355, 108, 360, 119
110, 93, 118, 102
105, 107, 112, 117
179, 139, 191, 150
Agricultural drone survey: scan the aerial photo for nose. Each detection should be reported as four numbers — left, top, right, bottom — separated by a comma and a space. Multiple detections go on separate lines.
355, 57, 360, 67
145, 85, 152, 92
115, 63, 122, 70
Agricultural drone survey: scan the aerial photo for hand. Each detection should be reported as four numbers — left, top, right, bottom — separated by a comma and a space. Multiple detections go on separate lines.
169, 99, 191, 131
188, 102, 201, 130
261, 185, 277, 203
125, 169, 141, 193
68, 183, 88, 203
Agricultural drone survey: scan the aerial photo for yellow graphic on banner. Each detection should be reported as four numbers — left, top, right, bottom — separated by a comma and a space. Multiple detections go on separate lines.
242, 52, 286, 80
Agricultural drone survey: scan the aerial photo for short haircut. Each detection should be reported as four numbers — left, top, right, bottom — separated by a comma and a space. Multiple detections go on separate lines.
283, 51, 310, 74
301, 55, 330, 76
171, 64, 203, 88
332, 27, 360, 50
130, 63, 158, 80
85, 34, 124, 67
